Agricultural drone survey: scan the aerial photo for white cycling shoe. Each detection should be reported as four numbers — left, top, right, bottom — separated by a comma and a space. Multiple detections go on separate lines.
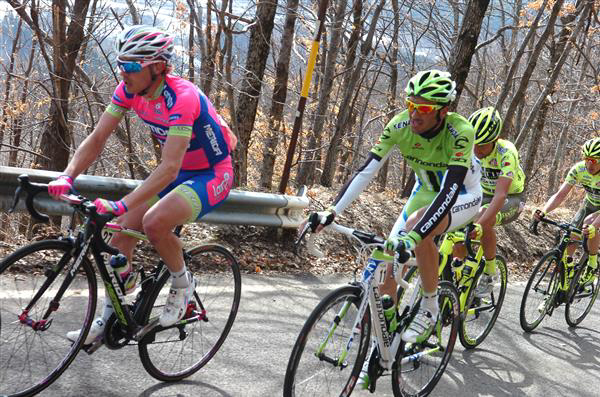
159, 275, 196, 327
66, 317, 105, 345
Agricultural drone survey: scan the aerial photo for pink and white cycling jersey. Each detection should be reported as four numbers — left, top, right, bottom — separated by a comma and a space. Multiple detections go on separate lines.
108, 74, 234, 171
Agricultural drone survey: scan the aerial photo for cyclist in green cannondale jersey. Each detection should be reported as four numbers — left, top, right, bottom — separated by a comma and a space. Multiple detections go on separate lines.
305, 71, 482, 384
464, 107, 526, 296
534, 137, 600, 279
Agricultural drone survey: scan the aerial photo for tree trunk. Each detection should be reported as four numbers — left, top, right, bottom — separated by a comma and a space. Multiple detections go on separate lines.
494, 0, 547, 112
234, 0, 279, 186
548, 44, 590, 194
321, 0, 383, 187
503, 0, 564, 140
296, 0, 351, 186
0, 18, 22, 153
520, 1, 591, 184
447, 0, 490, 109
260, 0, 300, 190
37, 0, 91, 172
377, 0, 400, 191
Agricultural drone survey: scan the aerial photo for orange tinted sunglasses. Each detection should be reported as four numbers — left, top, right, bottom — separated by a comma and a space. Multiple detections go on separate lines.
405, 99, 444, 114
584, 157, 599, 165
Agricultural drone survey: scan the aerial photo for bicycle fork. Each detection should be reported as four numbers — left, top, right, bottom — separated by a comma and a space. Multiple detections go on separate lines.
18, 238, 85, 332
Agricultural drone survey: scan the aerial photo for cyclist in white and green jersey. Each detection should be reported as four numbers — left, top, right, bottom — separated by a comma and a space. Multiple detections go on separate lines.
534, 137, 600, 281
465, 107, 526, 296
310, 70, 482, 349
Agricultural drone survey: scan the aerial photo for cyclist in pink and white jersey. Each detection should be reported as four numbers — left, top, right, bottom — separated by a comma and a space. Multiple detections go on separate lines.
47, 25, 237, 344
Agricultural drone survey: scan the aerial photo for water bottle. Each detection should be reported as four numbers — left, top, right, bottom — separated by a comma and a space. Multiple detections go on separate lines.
109, 253, 128, 274
381, 294, 397, 332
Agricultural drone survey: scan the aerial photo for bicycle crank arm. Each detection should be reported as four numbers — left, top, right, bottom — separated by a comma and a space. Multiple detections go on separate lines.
83, 339, 104, 355
134, 317, 160, 341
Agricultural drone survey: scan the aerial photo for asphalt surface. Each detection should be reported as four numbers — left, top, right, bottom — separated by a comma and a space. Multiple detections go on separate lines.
2, 273, 600, 397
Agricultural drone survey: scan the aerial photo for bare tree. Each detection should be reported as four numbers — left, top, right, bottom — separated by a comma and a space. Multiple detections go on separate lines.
260, 0, 300, 190
447, 0, 490, 108
321, 0, 384, 187
234, 0, 279, 185
296, 0, 351, 186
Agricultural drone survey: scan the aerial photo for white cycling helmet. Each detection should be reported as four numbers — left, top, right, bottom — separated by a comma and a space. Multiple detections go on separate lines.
116, 25, 174, 62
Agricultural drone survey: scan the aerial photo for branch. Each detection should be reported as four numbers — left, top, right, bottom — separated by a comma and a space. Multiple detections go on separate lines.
475, 24, 526, 51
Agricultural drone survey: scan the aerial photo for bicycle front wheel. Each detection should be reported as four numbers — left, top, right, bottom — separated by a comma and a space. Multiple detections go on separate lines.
459, 255, 508, 349
391, 280, 459, 397
138, 244, 241, 381
283, 285, 371, 397
0, 240, 97, 397
565, 255, 599, 327
519, 251, 561, 332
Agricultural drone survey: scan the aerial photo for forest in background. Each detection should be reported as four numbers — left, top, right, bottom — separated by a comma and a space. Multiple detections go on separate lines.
0, 0, 599, 239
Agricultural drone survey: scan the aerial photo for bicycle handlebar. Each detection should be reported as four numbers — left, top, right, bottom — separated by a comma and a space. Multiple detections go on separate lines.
529, 216, 589, 254
295, 212, 408, 263
10, 174, 119, 256
10, 175, 50, 222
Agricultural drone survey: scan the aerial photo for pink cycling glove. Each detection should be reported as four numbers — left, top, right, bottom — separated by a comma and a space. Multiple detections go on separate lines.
94, 198, 128, 216
48, 175, 73, 198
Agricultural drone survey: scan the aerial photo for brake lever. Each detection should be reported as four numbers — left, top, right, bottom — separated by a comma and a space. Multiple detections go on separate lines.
9, 186, 22, 213
465, 224, 477, 260
294, 221, 312, 256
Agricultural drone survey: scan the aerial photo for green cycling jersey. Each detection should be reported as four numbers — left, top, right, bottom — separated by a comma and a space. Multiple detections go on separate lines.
478, 139, 525, 195
565, 161, 600, 206
371, 111, 480, 192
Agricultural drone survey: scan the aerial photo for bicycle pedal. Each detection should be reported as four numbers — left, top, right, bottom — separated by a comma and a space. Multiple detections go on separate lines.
83, 339, 104, 354
366, 347, 383, 393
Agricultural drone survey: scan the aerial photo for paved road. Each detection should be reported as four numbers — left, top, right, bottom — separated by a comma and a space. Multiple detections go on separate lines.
3, 273, 600, 396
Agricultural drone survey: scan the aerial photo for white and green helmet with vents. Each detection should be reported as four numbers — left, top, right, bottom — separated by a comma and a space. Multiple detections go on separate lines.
469, 107, 503, 145
582, 137, 600, 158
405, 70, 457, 104
116, 25, 174, 62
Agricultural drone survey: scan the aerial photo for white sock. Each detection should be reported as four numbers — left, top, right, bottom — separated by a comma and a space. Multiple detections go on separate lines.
101, 290, 114, 322
170, 265, 190, 289
421, 291, 438, 317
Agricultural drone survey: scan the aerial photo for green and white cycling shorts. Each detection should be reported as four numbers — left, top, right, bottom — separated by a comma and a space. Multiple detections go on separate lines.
481, 193, 525, 226
389, 184, 483, 238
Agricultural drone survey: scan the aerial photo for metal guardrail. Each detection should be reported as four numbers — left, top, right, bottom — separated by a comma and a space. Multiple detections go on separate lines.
0, 166, 309, 228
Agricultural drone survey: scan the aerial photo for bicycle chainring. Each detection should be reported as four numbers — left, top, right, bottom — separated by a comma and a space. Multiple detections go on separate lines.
103, 314, 131, 350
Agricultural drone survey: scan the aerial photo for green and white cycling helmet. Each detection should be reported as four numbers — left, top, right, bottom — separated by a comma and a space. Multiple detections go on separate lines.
469, 107, 503, 145
405, 70, 457, 104
582, 137, 600, 158
116, 25, 174, 62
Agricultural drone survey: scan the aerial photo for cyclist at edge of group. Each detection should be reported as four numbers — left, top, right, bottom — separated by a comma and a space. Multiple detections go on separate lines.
47, 25, 237, 344
304, 69, 482, 387
454, 107, 526, 297
533, 137, 600, 284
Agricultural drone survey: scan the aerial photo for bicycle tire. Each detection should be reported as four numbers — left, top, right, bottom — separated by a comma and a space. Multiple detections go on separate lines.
0, 239, 97, 397
565, 254, 599, 327
459, 255, 508, 349
138, 244, 241, 381
519, 251, 561, 332
283, 284, 371, 397
391, 280, 459, 397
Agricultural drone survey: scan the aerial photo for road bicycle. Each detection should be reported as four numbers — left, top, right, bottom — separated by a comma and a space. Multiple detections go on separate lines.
0, 175, 241, 397
283, 215, 460, 397
520, 217, 597, 331
431, 226, 508, 349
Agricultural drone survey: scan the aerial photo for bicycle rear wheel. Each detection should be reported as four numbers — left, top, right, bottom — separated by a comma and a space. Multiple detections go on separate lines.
0, 240, 97, 397
391, 280, 459, 397
565, 255, 599, 327
459, 255, 508, 349
283, 285, 371, 397
519, 251, 561, 332
138, 244, 241, 381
